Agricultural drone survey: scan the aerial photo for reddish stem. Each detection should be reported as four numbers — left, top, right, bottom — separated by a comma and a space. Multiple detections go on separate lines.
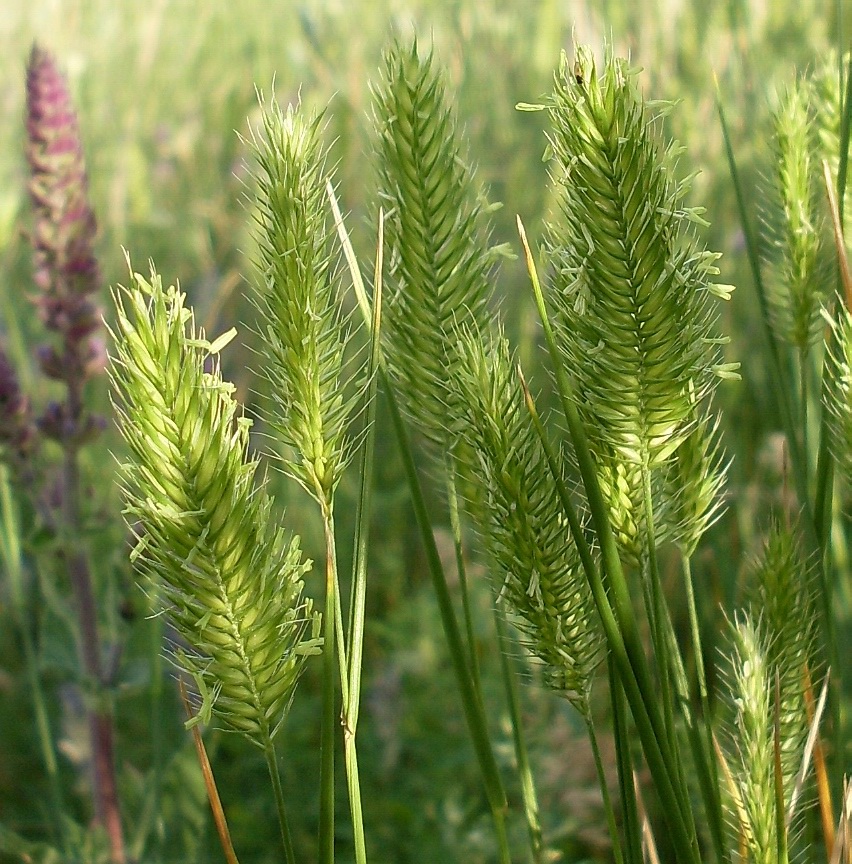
64, 443, 125, 864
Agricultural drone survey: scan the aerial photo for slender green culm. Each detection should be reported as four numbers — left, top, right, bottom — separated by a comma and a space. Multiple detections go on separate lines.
329, 182, 513, 860
339, 212, 385, 864
520, 219, 702, 864
492, 609, 546, 864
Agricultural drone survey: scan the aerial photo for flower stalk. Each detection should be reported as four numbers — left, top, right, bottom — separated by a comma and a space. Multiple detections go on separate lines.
23, 44, 122, 862
110, 266, 321, 863
519, 217, 702, 864
371, 42, 518, 863
248, 97, 368, 862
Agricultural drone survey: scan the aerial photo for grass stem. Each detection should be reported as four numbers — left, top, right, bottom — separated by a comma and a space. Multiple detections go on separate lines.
494, 609, 544, 864
179, 678, 242, 864
331, 182, 511, 862
383, 382, 512, 863
446, 461, 484, 702
680, 556, 728, 864
519, 217, 700, 864
319, 506, 338, 864
264, 739, 296, 864
608, 665, 641, 864
339, 211, 385, 864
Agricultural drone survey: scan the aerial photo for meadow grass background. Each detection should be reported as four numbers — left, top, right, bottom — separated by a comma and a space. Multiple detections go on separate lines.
0, 1, 849, 862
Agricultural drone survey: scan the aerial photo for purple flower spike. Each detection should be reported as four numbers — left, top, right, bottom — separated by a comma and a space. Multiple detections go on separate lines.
26, 44, 102, 392
0, 347, 37, 477
19, 51, 124, 863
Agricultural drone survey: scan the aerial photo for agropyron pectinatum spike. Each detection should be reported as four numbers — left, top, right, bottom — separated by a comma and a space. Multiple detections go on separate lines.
109, 266, 321, 743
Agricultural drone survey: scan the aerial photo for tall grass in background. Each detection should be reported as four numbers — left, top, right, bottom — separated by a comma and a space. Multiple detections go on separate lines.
0, 2, 850, 863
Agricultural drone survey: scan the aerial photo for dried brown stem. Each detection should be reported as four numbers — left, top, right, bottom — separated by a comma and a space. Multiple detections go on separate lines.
179, 678, 240, 864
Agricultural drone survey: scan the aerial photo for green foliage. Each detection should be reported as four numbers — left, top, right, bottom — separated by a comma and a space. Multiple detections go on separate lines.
110, 266, 321, 743
0, 5, 850, 864
0, 823, 104, 864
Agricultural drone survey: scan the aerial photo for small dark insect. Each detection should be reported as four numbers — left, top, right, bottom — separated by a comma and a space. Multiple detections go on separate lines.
573, 61, 584, 85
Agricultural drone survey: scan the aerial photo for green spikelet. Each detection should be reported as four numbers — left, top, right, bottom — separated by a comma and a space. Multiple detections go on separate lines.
824, 305, 852, 483
372, 39, 500, 446
451, 329, 604, 713
110, 267, 322, 743
248, 100, 356, 505
593, 421, 726, 560
744, 523, 816, 796
659, 417, 728, 556
762, 80, 828, 349
721, 615, 779, 864
593, 456, 644, 559
544, 46, 736, 559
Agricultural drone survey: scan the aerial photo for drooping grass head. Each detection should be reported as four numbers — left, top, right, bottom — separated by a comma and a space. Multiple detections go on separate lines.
451, 328, 604, 713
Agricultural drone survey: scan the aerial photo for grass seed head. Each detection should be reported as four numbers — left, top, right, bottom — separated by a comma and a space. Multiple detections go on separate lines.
762, 79, 829, 349
545, 45, 734, 559
451, 329, 604, 713
372, 39, 499, 449
110, 266, 321, 743
248, 99, 356, 506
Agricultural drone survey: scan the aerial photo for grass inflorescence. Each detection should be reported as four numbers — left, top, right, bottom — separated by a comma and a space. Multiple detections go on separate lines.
0, 21, 849, 864
110, 267, 322, 743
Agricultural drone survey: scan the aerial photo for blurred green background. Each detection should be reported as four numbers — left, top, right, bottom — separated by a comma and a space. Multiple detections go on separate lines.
0, 1, 848, 862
